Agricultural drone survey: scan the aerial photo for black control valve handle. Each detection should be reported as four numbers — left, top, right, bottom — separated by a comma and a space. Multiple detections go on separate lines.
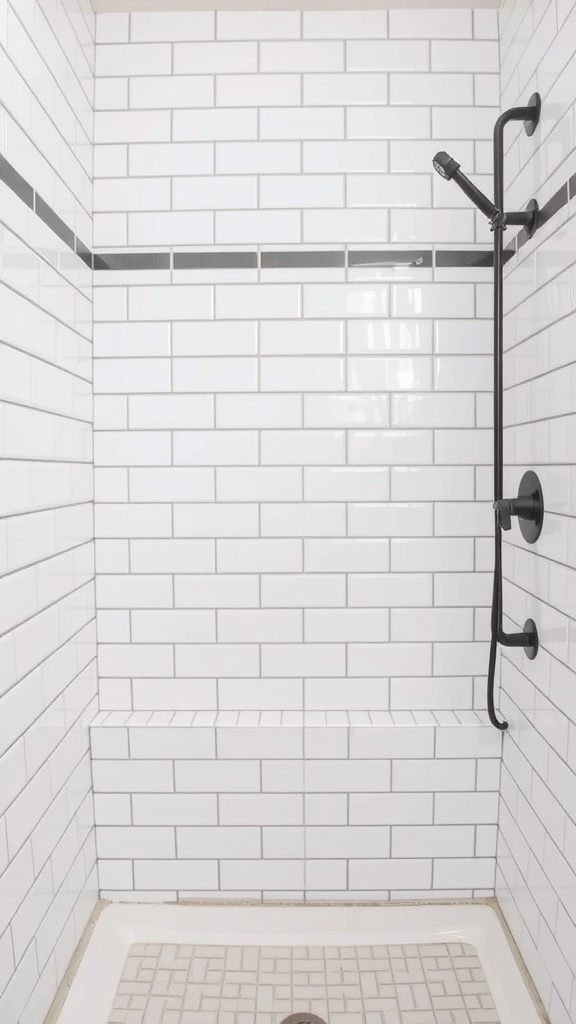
493, 495, 540, 532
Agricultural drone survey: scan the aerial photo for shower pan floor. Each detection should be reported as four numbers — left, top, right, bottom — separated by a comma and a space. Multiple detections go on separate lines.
53, 903, 542, 1024
108, 940, 498, 1024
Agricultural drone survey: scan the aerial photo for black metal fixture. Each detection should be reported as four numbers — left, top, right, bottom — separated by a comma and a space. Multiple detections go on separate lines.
433, 93, 544, 730
494, 470, 545, 542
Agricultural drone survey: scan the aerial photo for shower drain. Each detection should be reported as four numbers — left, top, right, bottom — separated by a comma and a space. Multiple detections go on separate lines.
280, 1016, 329, 1024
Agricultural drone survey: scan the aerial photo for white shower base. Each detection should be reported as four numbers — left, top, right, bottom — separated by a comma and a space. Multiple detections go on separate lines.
53, 902, 542, 1024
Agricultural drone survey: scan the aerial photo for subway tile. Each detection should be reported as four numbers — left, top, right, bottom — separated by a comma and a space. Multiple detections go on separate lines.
347, 174, 431, 208
217, 75, 300, 107
217, 610, 302, 643
347, 40, 429, 71
131, 12, 215, 41
261, 357, 343, 392
177, 827, 261, 858
304, 73, 388, 105
389, 10, 472, 38
130, 75, 214, 109
174, 42, 257, 73
305, 468, 389, 502
431, 40, 498, 72
304, 209, 389, 244
391, 537, 474, 571
217, 538, 302, 572
348, 356, 431, 391
261, 644, 345, 678
348, 429, 432, 465
305, 538, 389, 572
350, 793, 433, 825
305, 284, 388, 319
304, 141, 388, 173
349, 573, 432, 607
96, 43, 172, 76
96, 826, 175, 858
263, 41, 344, 72
175, 575, 259, 609
172, 358, 257, 393
127, 286, 213, 321
217, 469, 302, 502
349, 642, 432, 677
173, 504, 259, 538
303, 11, 388, 38
261, 430, 345, 465
176, 645, 260, 678
304, 394, 389, 427
347, 106, 430, 139
307, 826, 390, 859
216, 284, 300, 319
96, 110, 171, 143
261, 574, 346, 608
393, 759, 477, 792
305, 609, 390, 643
216, 141, 300, 173
260, 107, 344, 140
134, 860, 218, 890
131, 611, 216, 644
129, 143, 214, 176
216, 211, 300, 244
393, 825, 475, 858
390, 73, 473, 105
216, 394, 301, 428
173, 176, 257, 210
260, 175, 344, 209
129, 211, 214, 246
217, 11, 301, 39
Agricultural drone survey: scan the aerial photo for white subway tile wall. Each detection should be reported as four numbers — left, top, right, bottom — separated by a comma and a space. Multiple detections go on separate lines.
91, 711, 501, 901
91, 9, 501, 900
0, 0, 97, 1021
496, 0, 576, 1022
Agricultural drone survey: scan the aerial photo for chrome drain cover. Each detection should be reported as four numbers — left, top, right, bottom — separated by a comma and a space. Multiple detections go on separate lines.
279, 1016, 328, 1024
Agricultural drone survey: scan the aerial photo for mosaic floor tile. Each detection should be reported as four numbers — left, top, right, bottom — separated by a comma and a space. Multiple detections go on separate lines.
108, 941, 500, 1024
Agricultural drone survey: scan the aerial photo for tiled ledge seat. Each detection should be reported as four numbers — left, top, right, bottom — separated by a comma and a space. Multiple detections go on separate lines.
90, 711, 502, 902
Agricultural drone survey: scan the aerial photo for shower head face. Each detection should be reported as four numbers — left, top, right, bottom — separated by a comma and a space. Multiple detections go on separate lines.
433, 151, 461, 181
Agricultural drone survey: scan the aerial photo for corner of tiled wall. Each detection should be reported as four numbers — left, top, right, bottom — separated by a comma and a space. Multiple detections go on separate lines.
0, 1, 98, 1021
496, 0, 576, 1021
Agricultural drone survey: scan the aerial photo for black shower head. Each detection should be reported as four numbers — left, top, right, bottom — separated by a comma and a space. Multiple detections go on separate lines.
433, 150, 500, 224
433, 151, 461, 181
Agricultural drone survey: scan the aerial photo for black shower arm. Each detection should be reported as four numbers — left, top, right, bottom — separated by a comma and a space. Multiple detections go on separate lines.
493, 101, 541, 216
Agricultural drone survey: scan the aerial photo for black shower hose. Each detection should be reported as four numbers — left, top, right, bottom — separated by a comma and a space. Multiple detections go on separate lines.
487, 195, 509, 731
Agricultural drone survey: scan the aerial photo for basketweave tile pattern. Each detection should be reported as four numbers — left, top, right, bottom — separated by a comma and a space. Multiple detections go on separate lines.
108, 941, 499, 1024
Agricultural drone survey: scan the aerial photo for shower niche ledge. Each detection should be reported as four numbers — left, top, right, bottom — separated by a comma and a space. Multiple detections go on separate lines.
90, 707, 504, 754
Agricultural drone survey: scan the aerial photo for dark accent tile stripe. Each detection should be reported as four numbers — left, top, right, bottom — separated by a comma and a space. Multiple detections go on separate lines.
0, 154, 34, 209
94, 252, 171, 271
174, 252, 257, 270
76, 238, 93, 269
34, 194, 75, 251
436, 250, 493, 268
1, 148, 574, 275
349, 250, 431, 268
261, 251, 344, 268
539, 183, 568, 228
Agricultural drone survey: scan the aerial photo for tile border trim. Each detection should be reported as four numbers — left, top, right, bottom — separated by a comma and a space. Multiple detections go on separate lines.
1, 149, 573, 272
